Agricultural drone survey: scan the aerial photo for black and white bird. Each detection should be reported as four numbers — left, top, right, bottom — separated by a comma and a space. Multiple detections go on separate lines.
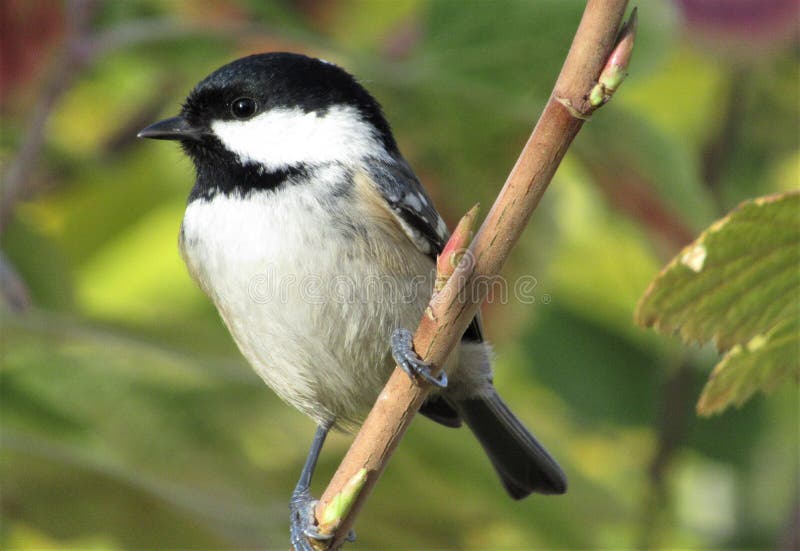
138, 52, 566, 549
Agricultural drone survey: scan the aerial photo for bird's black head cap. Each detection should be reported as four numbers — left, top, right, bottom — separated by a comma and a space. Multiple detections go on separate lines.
182, 52, 398, 154
139, 52, 400, 201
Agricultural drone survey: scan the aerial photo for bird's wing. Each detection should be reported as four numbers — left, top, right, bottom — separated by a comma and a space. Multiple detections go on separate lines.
366, 157, 485, 429
366, 158, 484, 344
367, 158, 448, 260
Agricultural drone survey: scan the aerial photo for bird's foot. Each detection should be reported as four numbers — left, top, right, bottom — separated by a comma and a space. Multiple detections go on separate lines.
290, 490, 328, 551
391, 328, 448, 388
289, 490, 355, 551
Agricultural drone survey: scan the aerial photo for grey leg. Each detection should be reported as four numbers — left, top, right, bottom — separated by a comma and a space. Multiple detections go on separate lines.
288, 424, 356, 550
289, 424, 330, 551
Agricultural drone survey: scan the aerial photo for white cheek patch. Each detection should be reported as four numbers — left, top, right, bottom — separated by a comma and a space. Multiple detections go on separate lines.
211, 105, 389, 171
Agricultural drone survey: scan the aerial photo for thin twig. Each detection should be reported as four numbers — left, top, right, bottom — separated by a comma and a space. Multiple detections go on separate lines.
702, 65, 749, 212
779, 498, 800, 551
637, 361, 694, 549
310, 1, 636, 548
0, 250, 30, 312
0, 0, 97, 234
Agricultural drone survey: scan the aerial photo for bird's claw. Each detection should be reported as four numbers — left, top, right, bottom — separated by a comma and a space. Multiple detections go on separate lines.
290, 491, 322, 551
290, 491, 355, 550
391, 328, 448, 388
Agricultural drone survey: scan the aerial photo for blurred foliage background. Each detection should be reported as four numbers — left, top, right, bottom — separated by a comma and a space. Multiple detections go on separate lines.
1, 0, 798, 549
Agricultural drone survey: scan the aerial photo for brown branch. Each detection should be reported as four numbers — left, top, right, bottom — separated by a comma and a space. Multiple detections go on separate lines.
701, 65, 749, 213
309, 1, 637, 548
637, 361, 694, 549
779, 497, 800, 551
0, 250, 30, 312
0, 0, 98, 234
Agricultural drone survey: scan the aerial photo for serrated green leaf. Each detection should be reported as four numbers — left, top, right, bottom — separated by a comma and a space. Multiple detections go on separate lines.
636, 191, 800, 351
697, 316, 799, 416
636, 191, 800, 414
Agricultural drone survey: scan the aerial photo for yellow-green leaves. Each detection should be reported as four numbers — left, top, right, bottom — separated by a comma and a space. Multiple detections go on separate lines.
697, 316, 798, 415
636, 191, 800, 415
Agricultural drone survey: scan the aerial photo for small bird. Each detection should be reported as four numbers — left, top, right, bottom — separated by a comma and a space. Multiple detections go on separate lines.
138, 52, 566, 549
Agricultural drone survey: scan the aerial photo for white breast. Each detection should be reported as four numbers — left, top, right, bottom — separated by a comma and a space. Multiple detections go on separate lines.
180, 167, 434, 429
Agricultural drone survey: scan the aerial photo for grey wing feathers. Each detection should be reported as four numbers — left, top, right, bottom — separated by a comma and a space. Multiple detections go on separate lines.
367, 157, 484, 343
367, 158, 448, 260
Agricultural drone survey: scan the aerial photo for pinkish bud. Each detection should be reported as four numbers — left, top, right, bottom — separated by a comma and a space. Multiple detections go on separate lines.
435, 204, 479, 292
591, 7, 638, 107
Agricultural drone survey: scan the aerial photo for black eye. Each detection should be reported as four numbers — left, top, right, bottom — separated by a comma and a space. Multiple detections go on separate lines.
231, 97, 256, 119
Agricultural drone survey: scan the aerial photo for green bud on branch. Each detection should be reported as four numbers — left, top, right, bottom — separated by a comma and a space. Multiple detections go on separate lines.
590, 7, 637, 107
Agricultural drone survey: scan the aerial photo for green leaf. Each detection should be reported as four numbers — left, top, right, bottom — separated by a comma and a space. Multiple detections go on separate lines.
636, 191, 800, 414
697, 316, 799, 416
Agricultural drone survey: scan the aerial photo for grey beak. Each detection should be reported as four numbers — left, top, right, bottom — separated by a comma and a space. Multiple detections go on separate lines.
137, 116, 205, 141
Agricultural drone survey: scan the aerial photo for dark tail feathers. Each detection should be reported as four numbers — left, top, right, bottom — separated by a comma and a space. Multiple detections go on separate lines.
457, 392, 567, 499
